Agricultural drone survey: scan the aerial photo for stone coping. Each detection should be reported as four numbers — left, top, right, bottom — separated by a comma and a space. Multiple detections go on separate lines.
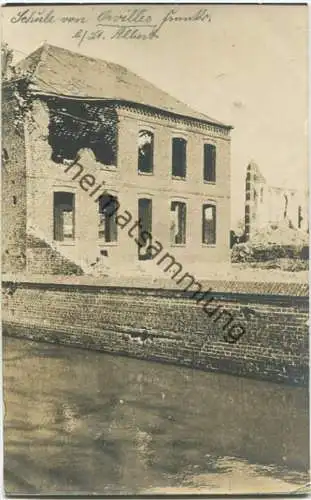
2, 272, 309, 297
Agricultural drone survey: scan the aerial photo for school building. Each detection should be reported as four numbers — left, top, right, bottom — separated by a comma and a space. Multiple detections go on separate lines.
2, 43, 232, 275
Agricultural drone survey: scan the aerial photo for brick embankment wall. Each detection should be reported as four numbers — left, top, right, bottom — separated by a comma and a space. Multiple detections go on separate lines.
2, 280, 308, 385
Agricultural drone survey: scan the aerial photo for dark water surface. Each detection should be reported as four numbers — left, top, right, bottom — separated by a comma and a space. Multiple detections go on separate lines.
3, 336, 309, 495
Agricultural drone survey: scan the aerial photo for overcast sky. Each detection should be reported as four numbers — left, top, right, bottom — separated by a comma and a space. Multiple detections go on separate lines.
2, 4, 308, 226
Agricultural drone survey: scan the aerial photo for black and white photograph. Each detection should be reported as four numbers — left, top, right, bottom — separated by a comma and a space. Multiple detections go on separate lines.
1, 2, 309, 496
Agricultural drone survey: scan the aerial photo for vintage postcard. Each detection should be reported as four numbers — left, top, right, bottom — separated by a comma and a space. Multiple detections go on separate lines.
1, 2, 309, 496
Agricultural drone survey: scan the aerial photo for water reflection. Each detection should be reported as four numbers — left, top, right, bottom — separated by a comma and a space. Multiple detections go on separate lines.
3, 336, 309, 495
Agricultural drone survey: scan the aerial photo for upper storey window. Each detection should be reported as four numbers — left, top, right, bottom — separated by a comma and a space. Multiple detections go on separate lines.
172, 138, 187, 178
138, 130, 154, 174
204, 144, 216, 183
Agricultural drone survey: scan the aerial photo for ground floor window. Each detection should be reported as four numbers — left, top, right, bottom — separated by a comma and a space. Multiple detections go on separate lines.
53, 192, 75, 241
138, 198, 152, 260
170, 201, 186, 244
202, 203, 216, 244
98, 194, 119, 242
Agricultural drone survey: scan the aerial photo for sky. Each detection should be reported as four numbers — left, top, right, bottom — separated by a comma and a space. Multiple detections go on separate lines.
2, 4, 308, 226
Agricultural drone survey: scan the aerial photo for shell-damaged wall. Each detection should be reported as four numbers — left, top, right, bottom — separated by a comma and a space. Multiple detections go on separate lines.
3, 90, 231, 275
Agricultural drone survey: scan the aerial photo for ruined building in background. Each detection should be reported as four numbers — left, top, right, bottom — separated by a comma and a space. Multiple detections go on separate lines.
2, 43, 232, 275
245, 161, 308, 241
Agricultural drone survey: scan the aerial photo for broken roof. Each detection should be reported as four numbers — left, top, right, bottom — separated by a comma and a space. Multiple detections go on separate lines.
15, 43, 231, 129
247, 160, 267, 183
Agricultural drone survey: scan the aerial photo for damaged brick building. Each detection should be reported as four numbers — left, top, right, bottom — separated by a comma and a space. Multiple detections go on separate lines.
245, 161, 308, 241
2, 43, 232, 275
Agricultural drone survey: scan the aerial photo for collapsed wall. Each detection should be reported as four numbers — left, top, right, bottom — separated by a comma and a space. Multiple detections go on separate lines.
245, 161, 308, 241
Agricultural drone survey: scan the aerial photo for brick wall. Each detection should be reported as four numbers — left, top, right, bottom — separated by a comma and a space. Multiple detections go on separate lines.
2, 280, 308, 385
117, 106, 231, 266
26, 235, 84, 275
15, 98, 231, 275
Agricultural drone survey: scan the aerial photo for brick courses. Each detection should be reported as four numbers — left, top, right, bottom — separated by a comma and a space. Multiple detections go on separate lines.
2, 279, 308, 385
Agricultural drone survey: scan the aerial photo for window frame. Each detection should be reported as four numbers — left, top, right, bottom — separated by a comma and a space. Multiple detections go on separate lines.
137, 129, 154, 175
137, 196, 153, 260
170, 199, 187, 246
202, 202, 217, 246
171, 136, 187, 180
98, 193, 119, 245
53, 191, 76, 243
203, 142, 216, 184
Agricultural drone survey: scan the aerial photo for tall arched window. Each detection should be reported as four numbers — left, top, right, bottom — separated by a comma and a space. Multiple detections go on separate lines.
138, 197, 153, 260
98, 194, 119, 242
170, 201, 187, 244
53, 192, 75, 241
172, 138, 187, 178
204, 144, 216, 183
202, 203, 216, 245
138, 130, 154, 174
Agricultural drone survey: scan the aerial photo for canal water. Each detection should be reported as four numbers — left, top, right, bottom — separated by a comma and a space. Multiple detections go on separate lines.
3, 336, 309, 495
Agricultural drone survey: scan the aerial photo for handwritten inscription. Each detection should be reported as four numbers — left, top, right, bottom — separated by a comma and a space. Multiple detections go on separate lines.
10, 9, 56, 23
10, 7, 211, 45
10, 9, 88, 24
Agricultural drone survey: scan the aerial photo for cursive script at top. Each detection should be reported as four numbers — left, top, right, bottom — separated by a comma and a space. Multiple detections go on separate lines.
9, 7, 212, 45
73, 8, 211, 45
